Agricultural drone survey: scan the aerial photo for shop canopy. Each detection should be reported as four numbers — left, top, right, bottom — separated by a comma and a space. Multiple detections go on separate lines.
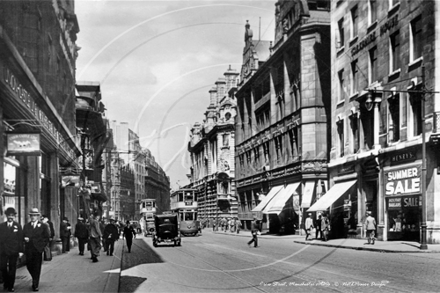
251, 185, 283, 212
307, 180, 357, 212
263, 182, 300, 214
300, 181, 316, 208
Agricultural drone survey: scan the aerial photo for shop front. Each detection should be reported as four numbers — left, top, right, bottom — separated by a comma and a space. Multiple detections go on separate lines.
384, 164, 421, 241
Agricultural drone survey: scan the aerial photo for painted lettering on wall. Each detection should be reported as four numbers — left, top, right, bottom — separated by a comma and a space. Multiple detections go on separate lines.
351, 31, 376, 56
385, 166, 421, 196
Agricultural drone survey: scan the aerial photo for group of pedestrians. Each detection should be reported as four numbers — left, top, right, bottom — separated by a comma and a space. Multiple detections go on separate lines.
213, 217, 242, 233
0, 207, 50, 292
304, 212, 330, 241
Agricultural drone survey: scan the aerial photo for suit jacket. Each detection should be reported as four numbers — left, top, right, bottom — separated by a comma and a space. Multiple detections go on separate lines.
103, 223, 119, 241
74, 222, 89, 239
60, 222, 71, 238
23, 221, 50, 253
88, 218, 102, 238
0, 221, 23, 255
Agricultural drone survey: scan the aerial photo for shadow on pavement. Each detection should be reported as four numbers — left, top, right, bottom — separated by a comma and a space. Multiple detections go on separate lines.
119, 237, 163, 293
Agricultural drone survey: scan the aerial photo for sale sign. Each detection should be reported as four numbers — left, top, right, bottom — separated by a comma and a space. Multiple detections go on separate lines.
385, 166, 421, 196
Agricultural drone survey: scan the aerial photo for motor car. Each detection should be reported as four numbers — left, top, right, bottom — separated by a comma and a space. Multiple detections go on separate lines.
152, 214, 181, 247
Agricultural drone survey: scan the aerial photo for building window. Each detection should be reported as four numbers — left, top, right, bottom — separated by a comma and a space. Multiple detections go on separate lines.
389, 0, 399, 8
289, 128, 299, 159
337, 119, 344, 157
388, 93, 400, 143
351, 5, 358, 39
390, 31, 400, 73
351, 60, 358, 95
350, 114, 360, 154
409, 90, 423, 137
360, 106, 374, 151
369, 0, 377, 25
263, 142, 270, 164
222, 133, 229, 147
275, 135, 283, 163
338, 69, 345, 101
369, 47, 378, 84
337, 18, 345, 48
254, 147, 260, 167
410, 16, 423, 62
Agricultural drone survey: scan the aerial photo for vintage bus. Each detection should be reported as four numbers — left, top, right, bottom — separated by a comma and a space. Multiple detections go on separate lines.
170, 188, 200, 236
140, 198, 157, 235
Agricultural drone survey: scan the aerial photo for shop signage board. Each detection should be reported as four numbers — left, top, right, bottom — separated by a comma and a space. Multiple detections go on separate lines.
385, 165, 421, 196
6, 132, 41, 156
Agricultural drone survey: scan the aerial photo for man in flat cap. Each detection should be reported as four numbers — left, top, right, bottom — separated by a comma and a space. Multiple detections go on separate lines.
0, 207, 23, 292
60, 217, 71, 253
23, 208, 49, 292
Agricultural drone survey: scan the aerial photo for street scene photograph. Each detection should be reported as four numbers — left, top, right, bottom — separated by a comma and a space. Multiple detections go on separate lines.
1, 0, 440, 292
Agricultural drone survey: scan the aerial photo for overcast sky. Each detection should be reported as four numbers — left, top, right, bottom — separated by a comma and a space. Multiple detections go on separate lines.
75, 0, 275, 190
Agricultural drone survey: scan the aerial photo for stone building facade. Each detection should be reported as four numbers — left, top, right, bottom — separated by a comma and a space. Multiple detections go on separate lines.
312, 0, 440, 244
188, 67, 240, 223
235, 0, 331, 233
0, 0, 81, 242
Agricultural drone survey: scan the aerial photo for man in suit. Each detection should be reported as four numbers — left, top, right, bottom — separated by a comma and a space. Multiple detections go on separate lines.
60, 217, 71, 253
23, 208, 50, 292
74, 217, 89, 255
0, 207, 23, 292
88, 213, 102, 263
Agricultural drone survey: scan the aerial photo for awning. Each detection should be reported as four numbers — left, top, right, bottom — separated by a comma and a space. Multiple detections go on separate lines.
251, 185, 283, 212
301, 181, 316, 208
307, 180, 357, 212
263, 182, 300, 214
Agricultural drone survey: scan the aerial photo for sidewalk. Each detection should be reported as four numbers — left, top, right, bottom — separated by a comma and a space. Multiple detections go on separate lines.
12, 240, 122, 292
209, 229, 440, 253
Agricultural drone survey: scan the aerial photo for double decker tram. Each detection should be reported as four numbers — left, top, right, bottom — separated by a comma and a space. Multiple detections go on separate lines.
171, 188, 199, 236
140, 198, 157, 236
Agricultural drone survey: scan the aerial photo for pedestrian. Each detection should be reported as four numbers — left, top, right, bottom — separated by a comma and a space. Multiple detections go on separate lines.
0, 207, 23, 292
100, 218, 107, 252
247, 218, 260, 248
88, 213, 102, 263
123, 220, 136, 253
315, 214, 322, 240
23, 208, 50, 292
40, 215, 52, 261
236, 218, 242, 234
74, 217, 89, 255
60, 217, 71, 253
103, 218, 119, 256
365, 211, 377, 245
321, 212, 330, 242
304, 213, 314, 241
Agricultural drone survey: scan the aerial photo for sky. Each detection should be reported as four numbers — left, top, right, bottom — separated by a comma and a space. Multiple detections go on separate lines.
75, 0, 276, 191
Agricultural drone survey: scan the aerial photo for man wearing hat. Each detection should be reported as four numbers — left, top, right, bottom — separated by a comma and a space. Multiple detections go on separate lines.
247, 217, 260, 248
103, 218, 119, 256
60, 217, 71, 253
88, 212, 102, 263
0, 207, 23, 292
74, 217, 89, 256
23, 208, 50, 292
304, 213, 314, 241
365, 211, 377, 245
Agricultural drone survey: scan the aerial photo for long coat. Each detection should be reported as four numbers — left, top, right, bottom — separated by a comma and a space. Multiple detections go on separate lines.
0, 221, 23, 255
23, 221, 50, 253
74, 221, 89, 239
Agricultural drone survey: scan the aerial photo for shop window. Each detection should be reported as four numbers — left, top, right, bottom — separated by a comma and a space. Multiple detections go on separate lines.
386, 196, 420, 241
410, 16, 423, 62
390, 31, 400, 72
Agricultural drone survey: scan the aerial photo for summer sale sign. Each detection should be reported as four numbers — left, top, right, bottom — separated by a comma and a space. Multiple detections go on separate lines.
385, 166, 421, 196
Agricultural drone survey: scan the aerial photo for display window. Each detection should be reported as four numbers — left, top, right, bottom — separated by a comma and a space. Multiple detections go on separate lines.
386, 195, 421, 241
3, 159, 25, 224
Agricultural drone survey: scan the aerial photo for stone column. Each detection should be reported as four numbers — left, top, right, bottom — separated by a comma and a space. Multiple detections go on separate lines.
50, 152, 60, 241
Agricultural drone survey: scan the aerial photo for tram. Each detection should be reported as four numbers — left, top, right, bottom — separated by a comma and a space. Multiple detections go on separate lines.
170, 188, 200, 236
140, 198, 157, 236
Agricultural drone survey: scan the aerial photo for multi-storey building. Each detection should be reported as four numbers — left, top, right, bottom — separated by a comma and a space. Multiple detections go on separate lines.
235, 0, 331, 233
188, 66, 240, 224
310, 0, 440, 244
75, 82, 110, 219
143, 148, 170, 214
0, 0, 81, 238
